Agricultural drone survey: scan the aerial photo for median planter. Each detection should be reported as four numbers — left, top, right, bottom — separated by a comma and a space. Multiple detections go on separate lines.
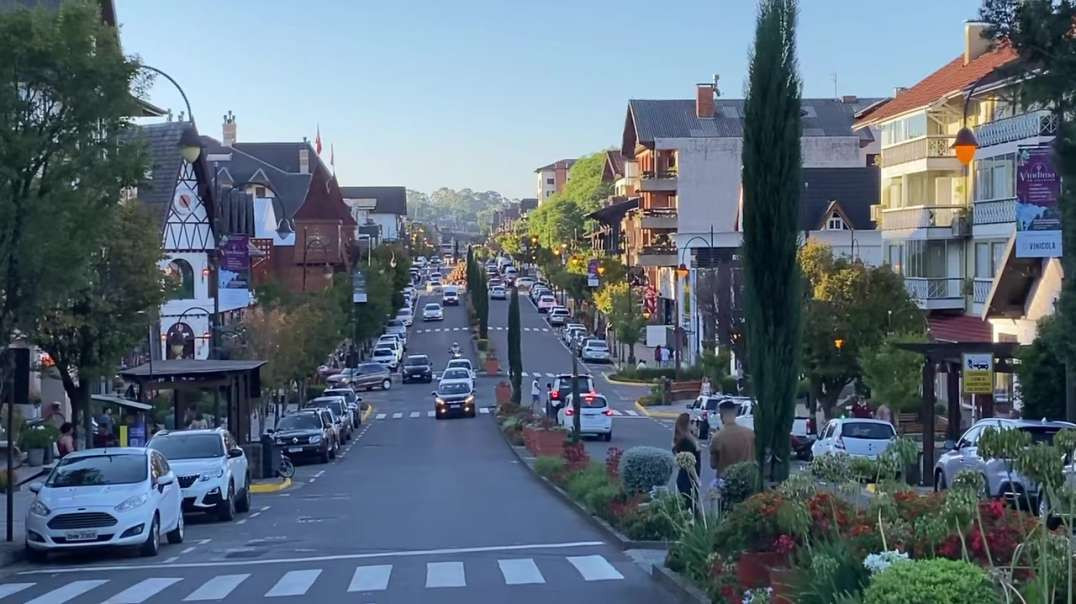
484, 356, 500, 375
495, 381, 512, 405
736, 551, 787, 589
523, 426, 565, 457
770, 566, 797, 603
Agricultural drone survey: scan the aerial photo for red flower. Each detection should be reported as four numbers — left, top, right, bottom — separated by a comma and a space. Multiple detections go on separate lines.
773, 534, 797, 554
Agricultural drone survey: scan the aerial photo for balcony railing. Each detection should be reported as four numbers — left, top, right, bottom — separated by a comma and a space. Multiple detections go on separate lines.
880, 136, 956, 167
637, 245, 677, 267
879, 205, 965, 230
640, 211, 678, 230
640, 170, 678, 193
974, 109, 1057, 147
904, 277, 964, 308
973, 197, 1016, 225
973, 278, 993, 305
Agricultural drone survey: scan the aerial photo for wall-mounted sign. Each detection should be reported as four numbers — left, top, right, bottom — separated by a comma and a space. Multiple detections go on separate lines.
218, 235, 251, 311
587, 259, 599, 288
962, 352, 994, 395
1016, 144, 1062, 258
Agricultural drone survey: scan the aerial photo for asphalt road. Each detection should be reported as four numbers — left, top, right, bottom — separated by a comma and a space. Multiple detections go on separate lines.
0, 287, 675, 603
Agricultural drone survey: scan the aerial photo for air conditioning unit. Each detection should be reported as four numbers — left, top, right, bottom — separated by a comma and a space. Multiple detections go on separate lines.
951, 214, 971, 238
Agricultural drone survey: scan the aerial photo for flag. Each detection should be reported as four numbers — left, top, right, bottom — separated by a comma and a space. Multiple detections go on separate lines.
315, 124, 322, 155
330, 144, 335, 176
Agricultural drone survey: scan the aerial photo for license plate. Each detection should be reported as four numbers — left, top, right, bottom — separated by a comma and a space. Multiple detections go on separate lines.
65, 530, 97, 542
288, 446, 304, 453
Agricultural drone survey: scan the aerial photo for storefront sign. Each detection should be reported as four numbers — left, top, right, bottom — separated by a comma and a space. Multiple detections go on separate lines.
962, 352, 994, 395
587, 259, 599, 288
1016, 144, 1062, 258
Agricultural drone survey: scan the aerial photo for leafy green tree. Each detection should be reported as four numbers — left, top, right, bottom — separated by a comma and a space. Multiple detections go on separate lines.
0, 1, 145, 416
526, 196, 586, 250
551, 152, 614, 214
861, 332, 926, 415
598, 283, 646, 365
740, 0, 803, 481
981, 0, 1076, 420
508, 287, 522, 404
1015, 315, 1066, 420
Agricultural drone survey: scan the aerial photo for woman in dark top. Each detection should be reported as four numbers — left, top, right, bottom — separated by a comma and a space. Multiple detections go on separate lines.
672, 413, 701, 511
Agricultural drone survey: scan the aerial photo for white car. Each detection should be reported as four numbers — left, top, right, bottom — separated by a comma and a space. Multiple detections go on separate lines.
558, 393, 613, 441
376, 335, 404, 360
537, 294, 556, 313
440, 367, 475, 390
384, 319, 408, 344
812, 418, 897, 460
548, 306, 570, 326
395, 307, 414, 327
423, 302, 444, 321
372, 345, 399, 371
25, 448, 184, 560
490, 286, 507, 300
427, 279, 442, 293
147, 429, 250, 520
516, 277, 536, 290
580, 339, 611, 363
445, 358, 476, 381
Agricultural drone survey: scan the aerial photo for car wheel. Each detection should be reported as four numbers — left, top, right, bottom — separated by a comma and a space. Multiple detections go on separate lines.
934, 470, 947, 492
140, 514, 161, 557
24, 544, 46, 563
236, 474, 252, 513
382, 379, 392, 390
166, 511, 184, 544
604, 432, 612, 442
217, 482, 236, 522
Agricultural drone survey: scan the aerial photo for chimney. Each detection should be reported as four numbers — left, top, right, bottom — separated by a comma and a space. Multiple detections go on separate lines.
298, 146, 310, 174
222, 110, 236, 147
893, 86, 908, 98
696, 83, 715, 119
841, 95, 858, 104
964, 21, 991, 65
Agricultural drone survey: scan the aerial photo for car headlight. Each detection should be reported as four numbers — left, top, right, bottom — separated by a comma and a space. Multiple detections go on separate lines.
436, 398, 445, 405
465, 395, 475, 404
115, 493, 149, 513
309, 435, 322, 444
29, 499, 50, 517
200, 467, 225, 482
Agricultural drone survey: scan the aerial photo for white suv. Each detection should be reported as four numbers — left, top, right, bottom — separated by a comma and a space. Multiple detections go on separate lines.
147, 429, 251, 521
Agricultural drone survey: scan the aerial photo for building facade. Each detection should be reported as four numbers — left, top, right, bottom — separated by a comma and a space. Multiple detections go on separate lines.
535, 159, 575, 203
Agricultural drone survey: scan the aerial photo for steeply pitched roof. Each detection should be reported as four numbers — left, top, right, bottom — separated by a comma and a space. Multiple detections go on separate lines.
293, 164, 355, 224
603, 150, 626, 182
232, 142, 307, 173
534, 159, 575, 173
201, 136, 313, 219
125, 122, 187, 225
854, 46, 1018, 127
586, 197, 639, 224
339, 186, 407, 215
623, 97, 877, 157
799, 167, 880, 230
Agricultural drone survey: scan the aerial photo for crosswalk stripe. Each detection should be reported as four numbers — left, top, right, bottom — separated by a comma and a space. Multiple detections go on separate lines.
392, 412, 403, 419
542, 328, 549, 332
521, 371, 528, 376
0, 584, 34, 600
567, 555, 624, 581
426, 561, 466, 588
625, 410, 639, 416
265, 570, 321, 597
497, 558, 545, 585
103, 578, 182, 604
545, 373, 555, 377
375, 413, 387, 420
427, 411, 435, 417
409, 411, 420, 418
610, 409, 622, 415
183, 575, 249, 601
26, 580, 108, 604
348, 564, 393, 592
479, 407, 490, 414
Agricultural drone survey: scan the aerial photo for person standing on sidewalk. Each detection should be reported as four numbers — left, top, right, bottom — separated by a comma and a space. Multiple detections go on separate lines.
673, 413, 701, 511
661, 346, 672, 368
709, 399, 755, 485
531, 379, 541, 411
654, 345, 662, 368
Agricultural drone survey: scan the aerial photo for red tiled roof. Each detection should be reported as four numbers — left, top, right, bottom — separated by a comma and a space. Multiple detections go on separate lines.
854, 46, 1017, 127
928, 315, 993, 343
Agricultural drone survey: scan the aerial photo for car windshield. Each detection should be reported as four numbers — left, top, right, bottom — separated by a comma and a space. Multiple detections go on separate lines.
277, 414, 321, 431
558, 377, 593, 393
361, 363, 384, 373
374, 348, 394, 356
405, 355, 430, 366
439, 382, 471, 395
541, 296, 554, 302
46, 454, 147, 487
425, 304, 441, 311
324, 390, 356, 403
443, 369, 469, 380
311, 399, 345, 416
587, 341, 608, 349
387, 320, 403, 327
842, 422, 895, 439
448, 361, 470, 370
148, 434, 224, 460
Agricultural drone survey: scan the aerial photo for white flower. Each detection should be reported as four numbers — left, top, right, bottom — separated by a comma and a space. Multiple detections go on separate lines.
742, 587, 773, 604
863, 550, 909, 575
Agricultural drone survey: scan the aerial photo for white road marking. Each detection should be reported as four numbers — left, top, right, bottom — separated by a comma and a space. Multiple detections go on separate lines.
182, 574, 249, 601
348, 564, 393, 592
427, 410, 435, 417
521, 371, 528, 376
542, 328, 550, 332
102, 578, 182, 604
567, 555, 624, 581
479, 407, 490, 414
163, 556, 179, 563
497, 558, 545, 585
258, 508, 269, 513
426, 561, 466, 588
249, 512, 261, 519
392, 412, 403, 419
26, 580, 108, 604
314, 470, 325, 478
181, 546, 196, 554
0, 584, 34, 600
545, 373, 555, 377
265, 569, 321, 597
19, 541, 607, 573
625, 409, 639, 416
199, 538, 213, 544
609, 409, 622, 415
236, 518, 248, 524
375, 413, 387, 420
409, 411, 420, 418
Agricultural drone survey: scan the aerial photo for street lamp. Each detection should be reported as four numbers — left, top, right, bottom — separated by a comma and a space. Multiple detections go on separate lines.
178, 126, 202, 163
834, 338, 845, 351
673, 232, 715, 372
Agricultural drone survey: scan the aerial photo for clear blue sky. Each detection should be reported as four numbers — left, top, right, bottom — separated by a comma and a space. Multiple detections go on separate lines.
117, 0, 983, 200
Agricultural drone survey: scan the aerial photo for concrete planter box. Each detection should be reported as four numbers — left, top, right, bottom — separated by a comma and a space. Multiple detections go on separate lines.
495, 382, 512, 405
522, 427, 565, 457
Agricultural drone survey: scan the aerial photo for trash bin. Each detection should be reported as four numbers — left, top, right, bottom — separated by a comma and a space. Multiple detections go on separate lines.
261, 433, 279, 479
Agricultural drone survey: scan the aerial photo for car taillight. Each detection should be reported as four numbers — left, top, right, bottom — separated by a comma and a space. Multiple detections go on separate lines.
564, 407, 574, 416
551, 392, 560, 400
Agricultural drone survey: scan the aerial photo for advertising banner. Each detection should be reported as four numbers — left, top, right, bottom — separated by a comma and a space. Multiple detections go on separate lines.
352, 269, 367, 303
962, 352, 994, 395
1016, 144, 1062, 257
218, 235, 251, 311
587, 259, 599, 288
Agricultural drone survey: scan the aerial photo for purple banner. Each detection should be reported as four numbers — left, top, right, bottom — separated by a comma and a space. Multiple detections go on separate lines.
1016, 145, 1062, 258
219, 235, 250, 271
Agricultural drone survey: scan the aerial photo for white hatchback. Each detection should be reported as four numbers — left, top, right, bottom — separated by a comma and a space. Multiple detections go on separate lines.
812, 418, 897, 460
558, 393, 613, 441
25, 448, 184, 560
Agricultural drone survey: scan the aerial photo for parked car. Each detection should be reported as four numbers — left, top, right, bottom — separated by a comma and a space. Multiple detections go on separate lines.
270, 410, 335, 464
699, 396, 814, 456
558, 393, 613, 441
305, 396, 354, 441
25, 448, 184, 560
376, 335, 404, 360
516, 277, 535, 290
935, 418, 1076, 507
548, 374, 596, 415
372, 345, 399, 371
329, 363, 393, 391
537, 294, 557, 313
423, 302, 444, 321
147, 428, 250, 520
812, 418, 897, 460
384, 319, 408, 344
580, 339, 611, 363
442, 287, 460, 306
323, 387, 363, 425
490, 285, 507, 300
395, 307, 414, 327
427, 279, 442, 293
402, 354, 433, 383
433, 380, 476, 419
548, 306, 570, 326
440, 367, 475, 391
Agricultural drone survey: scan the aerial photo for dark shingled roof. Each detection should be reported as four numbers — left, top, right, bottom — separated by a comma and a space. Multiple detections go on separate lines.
586, 197, 639, 224
799, 167, 880, 231
201, 137, 313, 219
339, 186, 407, 215
534, 159, 575, 172
124, 122, 187, 226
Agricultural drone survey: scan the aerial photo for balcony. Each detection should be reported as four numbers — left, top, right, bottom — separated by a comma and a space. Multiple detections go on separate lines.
640, 211, 678, 230
973, 278, 993, 305
880, 136, 956, 167
640, 170, 678, 193
973, 197, 1016, 226
637, 244, 677, 267
974, 109, 1057, 148
879, 205, 966, 232
904, 277, 965, 310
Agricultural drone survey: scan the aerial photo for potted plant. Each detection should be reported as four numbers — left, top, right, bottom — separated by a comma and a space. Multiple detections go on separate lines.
20, 425, 58, 467
495, 381, 512, 405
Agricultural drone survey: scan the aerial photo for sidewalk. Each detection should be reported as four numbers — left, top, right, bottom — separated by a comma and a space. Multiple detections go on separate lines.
0, 464, 49, 566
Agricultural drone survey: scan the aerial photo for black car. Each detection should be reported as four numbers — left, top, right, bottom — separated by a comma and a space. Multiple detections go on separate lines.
270, 411, 334, 463
432, 380, 476, 419
402, 354, 433, 383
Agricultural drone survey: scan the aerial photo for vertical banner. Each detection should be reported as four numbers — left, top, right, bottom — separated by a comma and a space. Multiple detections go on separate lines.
962, 353, 994, 395
1016, 144, 1062, 257
218, 235, 252, 311
587, 259, 599, 288
352, 269, 367, 303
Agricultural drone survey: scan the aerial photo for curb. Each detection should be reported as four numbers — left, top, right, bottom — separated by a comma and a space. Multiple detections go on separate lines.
635, 397, 682, 419
0, 545, 24, 568
602, 372, 656, 386
651, 563, 712, 604
250, 477, 292, 494
497, 426, 667, 551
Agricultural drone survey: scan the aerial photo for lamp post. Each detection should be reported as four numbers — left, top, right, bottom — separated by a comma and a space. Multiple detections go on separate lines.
673, 232, 715, 372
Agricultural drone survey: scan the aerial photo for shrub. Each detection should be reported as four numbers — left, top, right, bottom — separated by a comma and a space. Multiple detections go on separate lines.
789, 538, 871, 604
721, 461, 760, 505
862, 558, 999, 604
584, 484, 622, 521
621, 491, 688, 541
565, 463, 613, 501
534, 456, 566, 480
619, 446, 675, 494
19, 425, 58, 450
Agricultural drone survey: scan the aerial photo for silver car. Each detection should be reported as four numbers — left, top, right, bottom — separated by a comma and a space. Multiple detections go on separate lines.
934, 418, 1076, 506
580, 339, 611, 363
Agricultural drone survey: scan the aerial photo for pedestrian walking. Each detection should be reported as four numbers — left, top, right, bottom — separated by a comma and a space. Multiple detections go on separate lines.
673, 413, 701, 511
545, 383, 555, 418
709, 399, 755, 484
188, 412, 208, 430
661, 346, 672, 368
699, 376, 712, 397
531, 379, 541, 410
57, 423, 75, 457
654, 345, 662, 367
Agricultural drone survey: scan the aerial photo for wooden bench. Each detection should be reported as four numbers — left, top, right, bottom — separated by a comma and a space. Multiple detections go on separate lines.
896, 412, 948, 437
668, 380, 702, 401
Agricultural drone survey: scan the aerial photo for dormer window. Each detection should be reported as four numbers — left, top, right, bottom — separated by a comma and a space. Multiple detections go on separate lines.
826, 212, 847, 231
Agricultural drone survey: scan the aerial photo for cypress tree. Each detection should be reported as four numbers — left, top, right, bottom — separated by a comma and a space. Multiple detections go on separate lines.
741, 0, 803, 482
508, 287, 523, 404
478, 270, 489, 339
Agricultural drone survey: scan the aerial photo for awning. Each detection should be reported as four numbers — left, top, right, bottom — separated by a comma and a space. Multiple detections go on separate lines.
928, 315, 992, 343
981, 236, 1044, 320
90, 395, 152, 412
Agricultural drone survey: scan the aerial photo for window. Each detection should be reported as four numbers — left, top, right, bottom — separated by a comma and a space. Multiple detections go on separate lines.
886, 243, 904, 274
165, 259, 195, 299
880, 113, 928, 147
546, 178, 554, 185
992, 242, 1006, 276
974, 153, 1015, 201
545, 191, 553, 198
960, 425, 982, 447
826, 212, 846, 230
975, 243, 991, 278
254, 186, 266, 197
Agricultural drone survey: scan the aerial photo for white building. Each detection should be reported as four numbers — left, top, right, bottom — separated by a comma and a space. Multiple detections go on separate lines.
340, 187, 408, 243
534, 159, 575, 204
